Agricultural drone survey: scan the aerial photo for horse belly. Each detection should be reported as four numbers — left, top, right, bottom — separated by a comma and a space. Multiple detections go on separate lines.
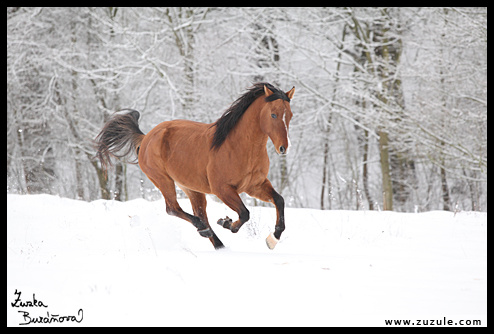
169, 168, 211, 194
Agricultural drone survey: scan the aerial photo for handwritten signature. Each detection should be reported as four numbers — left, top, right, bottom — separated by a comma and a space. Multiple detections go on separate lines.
11, 289, 48, 308
11, 289, 83, 325
16, 309, 84, 325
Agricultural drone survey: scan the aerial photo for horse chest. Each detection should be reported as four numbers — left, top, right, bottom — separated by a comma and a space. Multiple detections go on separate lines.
235, 156, 269, 191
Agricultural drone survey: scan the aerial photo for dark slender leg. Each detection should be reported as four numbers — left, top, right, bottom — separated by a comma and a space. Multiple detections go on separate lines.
271, 189, 285, 240
215, 186, 250, 233
247, 179, 285, 249
183, 188, 224, 250
149, 174, 212, 238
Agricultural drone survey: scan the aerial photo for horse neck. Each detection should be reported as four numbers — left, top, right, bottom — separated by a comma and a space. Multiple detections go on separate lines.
229, 97, 268, 148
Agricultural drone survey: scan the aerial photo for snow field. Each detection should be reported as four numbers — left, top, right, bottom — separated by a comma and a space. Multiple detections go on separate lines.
7, 194, 487, 326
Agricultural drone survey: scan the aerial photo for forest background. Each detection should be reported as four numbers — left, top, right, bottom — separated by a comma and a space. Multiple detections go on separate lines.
7, 7, 487, 212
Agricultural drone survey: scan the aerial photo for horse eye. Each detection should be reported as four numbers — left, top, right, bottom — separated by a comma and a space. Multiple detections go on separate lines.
271, 114, 277, 119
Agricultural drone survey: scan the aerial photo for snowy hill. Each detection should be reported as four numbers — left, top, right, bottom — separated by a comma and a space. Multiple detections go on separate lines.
7, 194, 487, 326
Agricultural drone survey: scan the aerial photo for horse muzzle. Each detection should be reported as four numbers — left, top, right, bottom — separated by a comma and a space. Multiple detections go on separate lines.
271, 134, 290, 155
277, 138, 291, 155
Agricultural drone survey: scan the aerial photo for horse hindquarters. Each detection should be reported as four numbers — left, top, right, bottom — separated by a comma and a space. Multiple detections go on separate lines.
138, 126, 224, 249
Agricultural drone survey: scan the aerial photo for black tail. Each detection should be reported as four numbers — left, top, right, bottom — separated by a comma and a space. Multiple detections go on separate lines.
94, 109, 145, 173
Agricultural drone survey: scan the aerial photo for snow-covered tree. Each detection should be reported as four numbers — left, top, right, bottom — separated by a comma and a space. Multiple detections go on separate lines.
7, 7, 487, 211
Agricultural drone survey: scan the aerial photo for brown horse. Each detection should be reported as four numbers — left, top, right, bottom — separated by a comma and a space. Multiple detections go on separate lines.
95, 82, 295, 250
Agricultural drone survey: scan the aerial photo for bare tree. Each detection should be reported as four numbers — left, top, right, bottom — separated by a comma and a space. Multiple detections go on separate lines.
7, 7, 487, 211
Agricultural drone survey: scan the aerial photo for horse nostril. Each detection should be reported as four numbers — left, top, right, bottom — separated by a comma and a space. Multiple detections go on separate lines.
279, 146, 286, 154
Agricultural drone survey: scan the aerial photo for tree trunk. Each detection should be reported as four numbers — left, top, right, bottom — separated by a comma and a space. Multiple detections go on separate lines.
320, 24, 347, 209
90, 157, 110, 199
440, 164, 450, 211
379, 130, 393, 211
320, 137, 331, 210
362, 129, 374, 210
440, 141, 450, 211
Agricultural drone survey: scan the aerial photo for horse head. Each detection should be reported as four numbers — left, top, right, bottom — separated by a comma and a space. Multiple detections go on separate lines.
260, 85, 295, 155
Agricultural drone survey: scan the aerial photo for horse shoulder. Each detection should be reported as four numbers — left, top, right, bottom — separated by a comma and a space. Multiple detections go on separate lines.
208, 141, 270, 194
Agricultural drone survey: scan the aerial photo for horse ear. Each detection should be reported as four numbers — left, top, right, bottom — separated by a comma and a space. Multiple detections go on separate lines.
264, 85, 274, 97
286, 86, 295, 100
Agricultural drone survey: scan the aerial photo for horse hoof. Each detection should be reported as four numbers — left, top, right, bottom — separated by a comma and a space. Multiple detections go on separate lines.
214, 243, 225, 250
266, 233, 279, 250
217, 216, 232, 230
198, 227, 213, 238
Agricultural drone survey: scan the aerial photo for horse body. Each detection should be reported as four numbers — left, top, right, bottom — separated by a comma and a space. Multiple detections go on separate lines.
140, 120, 214, 194
95, 83, 295, 250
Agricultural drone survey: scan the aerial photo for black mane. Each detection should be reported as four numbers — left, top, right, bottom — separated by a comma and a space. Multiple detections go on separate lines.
211, 82, 290, 150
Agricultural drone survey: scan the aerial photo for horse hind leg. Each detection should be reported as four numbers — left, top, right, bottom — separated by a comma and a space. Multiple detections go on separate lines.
148, 174, 213, 239
182, 188, 225, 250
165, 198, 213, 238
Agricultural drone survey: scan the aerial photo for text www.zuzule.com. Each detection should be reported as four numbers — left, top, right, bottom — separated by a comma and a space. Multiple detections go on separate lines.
384, 317, 482, 326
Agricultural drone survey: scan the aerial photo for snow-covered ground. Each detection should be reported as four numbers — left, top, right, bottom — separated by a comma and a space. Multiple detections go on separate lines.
7, 194, 487, 326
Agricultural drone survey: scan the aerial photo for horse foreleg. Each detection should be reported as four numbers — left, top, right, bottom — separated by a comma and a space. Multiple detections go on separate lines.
215, 186, 250, 233
266, 190, 285, 249
248, 179, 285, 250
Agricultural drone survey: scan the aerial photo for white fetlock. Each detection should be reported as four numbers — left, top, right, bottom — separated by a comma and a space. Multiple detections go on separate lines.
265, 232, 279, 250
